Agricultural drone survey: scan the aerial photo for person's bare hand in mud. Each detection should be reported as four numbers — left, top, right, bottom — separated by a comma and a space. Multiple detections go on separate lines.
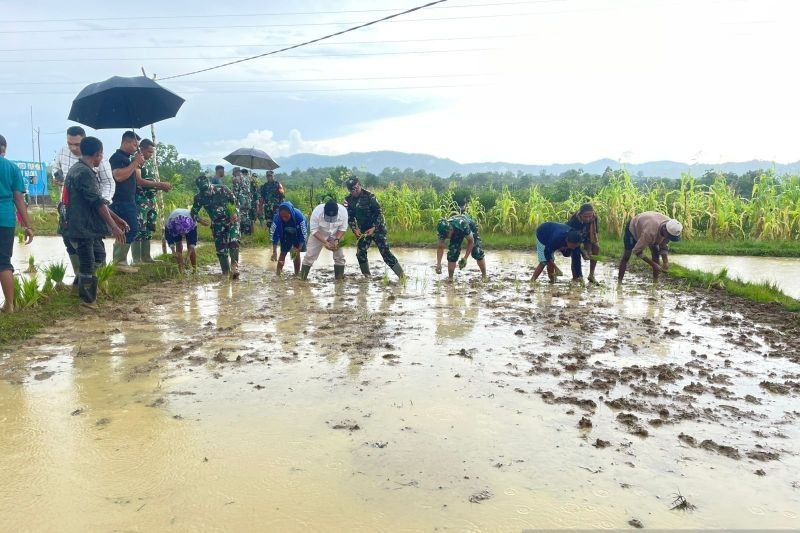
651, 262, 662, 278
435, 264, 442, 275
290, 247, 300, 260
582, 250, 590, 261
110, 224, 126, 244
458, 257, 468, 270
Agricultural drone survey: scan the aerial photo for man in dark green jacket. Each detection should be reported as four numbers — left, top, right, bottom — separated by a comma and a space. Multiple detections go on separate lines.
343, 176, 404, 279
64, 137, 127, 304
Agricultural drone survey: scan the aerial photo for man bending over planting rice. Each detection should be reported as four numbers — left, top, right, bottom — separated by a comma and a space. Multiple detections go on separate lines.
531, 222, 583, 283
618, 211, 682, 283
567, 203, 601, 284
435, 214, 487, 281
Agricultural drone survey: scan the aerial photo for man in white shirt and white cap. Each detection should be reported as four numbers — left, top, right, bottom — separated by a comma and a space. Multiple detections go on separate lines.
618, 211, 683, 283
300, 198, 348, 281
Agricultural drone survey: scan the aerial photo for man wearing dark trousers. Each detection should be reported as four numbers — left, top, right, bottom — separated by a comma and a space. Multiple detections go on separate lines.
65, 137, 126, 305
109, 131, 145, 273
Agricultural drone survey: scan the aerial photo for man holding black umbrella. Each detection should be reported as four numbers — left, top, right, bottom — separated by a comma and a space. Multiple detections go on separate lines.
109, 132, 170, 272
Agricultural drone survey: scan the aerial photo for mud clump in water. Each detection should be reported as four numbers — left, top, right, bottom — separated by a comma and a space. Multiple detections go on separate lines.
469, 489, 493, 503
699, 439, 741, 460
593, 439, 611, 449
628, 518, 644, 528
578, 416, 593, 429
759, 381, 790, 394
678, 433, 697, 446
617, 412, 649, 437
746, 450, 780, 461
331, 420, 361, 431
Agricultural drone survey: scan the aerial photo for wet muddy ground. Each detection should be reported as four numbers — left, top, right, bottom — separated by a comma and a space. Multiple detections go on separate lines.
1, 248, 799, 531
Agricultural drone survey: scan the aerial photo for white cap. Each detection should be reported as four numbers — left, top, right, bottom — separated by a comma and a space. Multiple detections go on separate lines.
666, 219, 683, 237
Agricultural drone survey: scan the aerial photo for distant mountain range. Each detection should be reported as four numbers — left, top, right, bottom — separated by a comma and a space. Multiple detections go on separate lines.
274, 150, 800, 179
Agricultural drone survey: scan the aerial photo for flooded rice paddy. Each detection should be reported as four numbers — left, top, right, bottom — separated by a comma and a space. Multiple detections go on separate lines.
674, 254, 800, 299
1, 244, 799, 531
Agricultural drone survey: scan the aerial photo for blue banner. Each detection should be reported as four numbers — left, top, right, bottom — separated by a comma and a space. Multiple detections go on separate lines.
9, 160, 49, 197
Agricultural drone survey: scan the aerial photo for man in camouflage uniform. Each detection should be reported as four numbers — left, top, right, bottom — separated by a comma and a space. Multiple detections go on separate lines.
249, 171, 260, 233
259, 170, 285, 246
190, 174, 241, 279
435, 214, 487, 281
132, 139, 169, 263
343, 176, 404, 279
231, 167, 253, 236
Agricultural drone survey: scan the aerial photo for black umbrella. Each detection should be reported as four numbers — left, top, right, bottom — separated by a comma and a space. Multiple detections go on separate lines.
68, 75, 185, 129
224, 148, 280, 171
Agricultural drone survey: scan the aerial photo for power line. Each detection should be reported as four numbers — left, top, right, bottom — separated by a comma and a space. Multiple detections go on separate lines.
0, 33, 531, 53
0, 11, 551, 35
161, 0, 453, 81
0, 83, 494, 96
4, 0, 562, 24
0, 47, 497, 64
0, 73, 497, 86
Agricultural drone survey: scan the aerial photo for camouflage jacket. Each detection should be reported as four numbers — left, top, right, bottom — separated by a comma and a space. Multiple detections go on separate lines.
447, 214, 478, 241
344, 189, 386, 234
191, 184, 238, 225
231, 177, 251, 212
259, 180, 285, 213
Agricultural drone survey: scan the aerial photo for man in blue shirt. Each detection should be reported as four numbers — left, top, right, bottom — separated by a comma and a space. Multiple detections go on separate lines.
0, 134, 34, 313
531, 222, 582, 283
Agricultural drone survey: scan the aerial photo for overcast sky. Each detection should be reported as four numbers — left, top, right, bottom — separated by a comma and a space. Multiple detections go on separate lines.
1, 0, 797, 166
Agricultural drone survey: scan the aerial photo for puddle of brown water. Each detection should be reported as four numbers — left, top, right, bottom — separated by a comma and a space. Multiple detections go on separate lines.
1, 248, 799, 531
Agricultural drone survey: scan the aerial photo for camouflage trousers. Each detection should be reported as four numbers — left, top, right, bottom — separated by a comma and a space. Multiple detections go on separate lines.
136, 197, 158, 241
238, 208, 253, 236
447, 233, 486, 263
212, 220, 240, 258
356, 231, 398, 268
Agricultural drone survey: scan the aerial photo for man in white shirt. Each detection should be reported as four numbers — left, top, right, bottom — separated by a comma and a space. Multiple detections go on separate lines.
51, 126, 115, 203
300, 199, 348, 281
51, 126, 122, 284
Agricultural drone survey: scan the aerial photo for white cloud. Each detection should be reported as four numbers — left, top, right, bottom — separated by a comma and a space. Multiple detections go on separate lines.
189, 128, 336, 163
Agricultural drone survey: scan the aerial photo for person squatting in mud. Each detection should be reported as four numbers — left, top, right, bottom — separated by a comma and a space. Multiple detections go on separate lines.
164, 208, 198, 274
435, 213, 487, 281
343, 176, 405, 280
618, 211, 683, 283
270, 201, 308, 277
567, 203, 601, 284
531, 221, 583, 283
132, 139, 172, 264
300, 199, 348, 281
190, 174, 241, 279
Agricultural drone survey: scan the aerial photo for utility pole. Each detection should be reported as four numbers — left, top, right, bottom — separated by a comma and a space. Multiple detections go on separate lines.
30, 106, 35, 160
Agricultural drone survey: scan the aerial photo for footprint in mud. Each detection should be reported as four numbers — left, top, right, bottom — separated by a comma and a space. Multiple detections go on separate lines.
33, 371, 55, 381
331, 420, 361, 431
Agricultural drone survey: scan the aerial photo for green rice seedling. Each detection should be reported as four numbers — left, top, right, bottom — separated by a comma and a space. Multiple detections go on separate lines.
95, 263, 116, 296
45, 262, 68, 285
27, 255, 36, 274
41, 275, 55, 295
19, 276, 42, 308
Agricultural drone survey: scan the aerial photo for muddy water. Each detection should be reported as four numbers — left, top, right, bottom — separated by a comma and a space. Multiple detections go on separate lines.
9, 236, 165, 284
674, 254, 800, 299
1, 247, 799, 531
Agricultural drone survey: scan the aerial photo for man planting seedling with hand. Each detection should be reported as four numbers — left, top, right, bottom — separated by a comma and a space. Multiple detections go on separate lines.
618, 211, 682, 283
435, 214, 487, 282
530, 222, 583, 284
343, 176, 404, 280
